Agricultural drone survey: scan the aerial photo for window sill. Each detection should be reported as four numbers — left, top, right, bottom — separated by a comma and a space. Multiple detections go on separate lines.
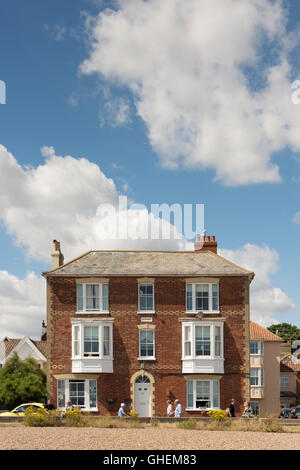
138, 357, 156, 361
75, 311, 110, 315
138, 311, 155, 315
185, 311, 220, 315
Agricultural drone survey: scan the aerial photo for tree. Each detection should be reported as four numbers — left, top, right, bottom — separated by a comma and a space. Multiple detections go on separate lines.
267, 323, 300, 344
0, 352, 46, 409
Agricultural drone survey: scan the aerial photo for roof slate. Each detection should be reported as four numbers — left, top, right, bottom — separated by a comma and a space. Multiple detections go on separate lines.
44, 250, 254, 277
3, 338, 46, 359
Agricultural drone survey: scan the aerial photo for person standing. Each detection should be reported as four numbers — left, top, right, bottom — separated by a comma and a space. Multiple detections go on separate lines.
174, 399, 183, 418
118, 403, 127, 417
45, 399, 55, 411
166, 400, 173, 417
228, 398, 236, 418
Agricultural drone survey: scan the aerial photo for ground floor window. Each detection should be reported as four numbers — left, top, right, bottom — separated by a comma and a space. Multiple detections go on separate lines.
250, 401, 259, 416
186, 379, 220, 410
57, 379, 97, 411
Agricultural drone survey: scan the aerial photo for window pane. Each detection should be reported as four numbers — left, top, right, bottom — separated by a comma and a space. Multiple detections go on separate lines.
69, 380, 85, 407
215, 326, 221, 356
89, 380, 97, 409
84, 326, 99, 355
139, 285, 154, 311
186, 284, 193, 311
213, 381, 219, 408
195, 284, 209, 311
195, 326, 211, 356
139, 330, 154, 357
187, 381, 193, 408
86, 284, 100, 310
102, 284, 109, 311
77, 284, 83, 311
195, 380, 210, 408
184, 325, 191, 356
74, 325, 80, 356
103, 326, 110, 356
57, 380, 65, 408
212, 284, 219, 310
250, 341, 259, 355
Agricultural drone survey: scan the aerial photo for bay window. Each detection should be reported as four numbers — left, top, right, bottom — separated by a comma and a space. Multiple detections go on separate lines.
77, 283, 109, 313
181, 320, 224, 374
71, 319, 114, 373
57, 379, 97, 411
186, 380, 220, 410
186, 283, 219, 313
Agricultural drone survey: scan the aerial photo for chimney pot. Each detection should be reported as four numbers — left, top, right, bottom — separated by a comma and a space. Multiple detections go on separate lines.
194, 233, 218, 254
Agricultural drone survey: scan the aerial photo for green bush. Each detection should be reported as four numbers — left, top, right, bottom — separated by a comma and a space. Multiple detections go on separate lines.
264, 418, 283, 433
177, 419, 197, 430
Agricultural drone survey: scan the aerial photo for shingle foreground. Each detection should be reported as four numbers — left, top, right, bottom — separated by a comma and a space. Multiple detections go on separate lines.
44, 250, 253, 277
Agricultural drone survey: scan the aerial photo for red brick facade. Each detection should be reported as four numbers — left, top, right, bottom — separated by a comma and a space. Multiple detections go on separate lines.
46, 274, 250, 417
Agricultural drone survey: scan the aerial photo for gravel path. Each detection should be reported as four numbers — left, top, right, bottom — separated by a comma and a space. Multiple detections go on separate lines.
1, 427, 300, 450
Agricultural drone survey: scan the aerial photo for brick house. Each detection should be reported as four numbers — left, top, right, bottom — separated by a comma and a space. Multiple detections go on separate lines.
43, 236, 254, 417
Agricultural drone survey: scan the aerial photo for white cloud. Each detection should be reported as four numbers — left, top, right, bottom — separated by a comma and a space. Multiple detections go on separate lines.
99, 97, 131, 128
0, 144, 192, 264
292, 211, 300, 224
0, 271, 45, 340
80, 0, 300, 186
219, 243, 296, 326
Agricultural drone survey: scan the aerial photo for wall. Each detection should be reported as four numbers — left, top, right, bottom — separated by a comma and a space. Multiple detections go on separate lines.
47, 275, 250, 417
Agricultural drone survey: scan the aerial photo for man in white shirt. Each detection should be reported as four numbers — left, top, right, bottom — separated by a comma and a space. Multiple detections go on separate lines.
174, 399, 183, 417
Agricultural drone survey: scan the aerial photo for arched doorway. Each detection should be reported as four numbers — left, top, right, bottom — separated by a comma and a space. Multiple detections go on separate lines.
131, 371, 154, 417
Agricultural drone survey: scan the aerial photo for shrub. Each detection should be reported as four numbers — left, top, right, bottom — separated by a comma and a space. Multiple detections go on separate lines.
177, 419, 197, 430
128, 411, 139, 420
24, 407, 62, 427
207, 409, 228, 422
63, 407, 89, 427
264, 418, 283, 433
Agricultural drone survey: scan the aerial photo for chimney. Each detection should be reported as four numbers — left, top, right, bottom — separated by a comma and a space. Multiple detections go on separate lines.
51, 240, 64, 269
194, 234, 218, 254
41, 320, 47, 342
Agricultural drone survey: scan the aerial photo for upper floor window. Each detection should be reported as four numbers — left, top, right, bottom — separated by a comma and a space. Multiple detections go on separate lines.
138, 284, 154, 313
186, 283, 219, 313
250, 341, 264, 355
72, 322, 113, 359
77, 283, 109, 313
182, 322, 223, 359
280, 377, 289, 388
250, 367, 264, 386
139, 330, 155, 360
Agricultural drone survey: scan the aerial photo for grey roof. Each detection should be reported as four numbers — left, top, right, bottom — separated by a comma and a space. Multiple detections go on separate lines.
43, 250, 254, 278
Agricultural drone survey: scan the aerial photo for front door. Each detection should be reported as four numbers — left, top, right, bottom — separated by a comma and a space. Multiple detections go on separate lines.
134, 375, 151, 417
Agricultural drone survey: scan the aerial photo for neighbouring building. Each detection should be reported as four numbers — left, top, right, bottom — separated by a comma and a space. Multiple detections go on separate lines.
43, 236, 254, 417
0, 323, 47, 370
249, 322, 281, 417
280, 355, 300, 408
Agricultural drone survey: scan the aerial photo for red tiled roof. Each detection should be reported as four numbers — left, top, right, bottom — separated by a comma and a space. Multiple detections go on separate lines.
250, 321, 282, 341
281, 354, 300, 372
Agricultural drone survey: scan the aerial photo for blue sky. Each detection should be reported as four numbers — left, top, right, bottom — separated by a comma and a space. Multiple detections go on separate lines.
0, 0, 299, 338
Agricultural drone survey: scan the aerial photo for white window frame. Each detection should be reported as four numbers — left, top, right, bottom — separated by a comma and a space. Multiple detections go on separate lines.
138, 329, 156, 360
182, 321, 224, 360
138, 283, 155, 314
280, 377, 289, 388
72, 321, 113, 360
57, 379, 98, 411
76, 283, 109, 314
250, 367, 264, 387
250, 340, 264, 355
186, 283, 219, 314
186, 380, 220, 411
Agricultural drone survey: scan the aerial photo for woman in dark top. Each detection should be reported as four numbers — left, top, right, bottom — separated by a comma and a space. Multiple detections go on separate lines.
229, 398, 236, 417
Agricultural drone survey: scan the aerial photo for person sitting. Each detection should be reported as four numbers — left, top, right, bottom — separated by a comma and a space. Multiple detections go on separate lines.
44, 399, 55, 411
242, 401, 253, 418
